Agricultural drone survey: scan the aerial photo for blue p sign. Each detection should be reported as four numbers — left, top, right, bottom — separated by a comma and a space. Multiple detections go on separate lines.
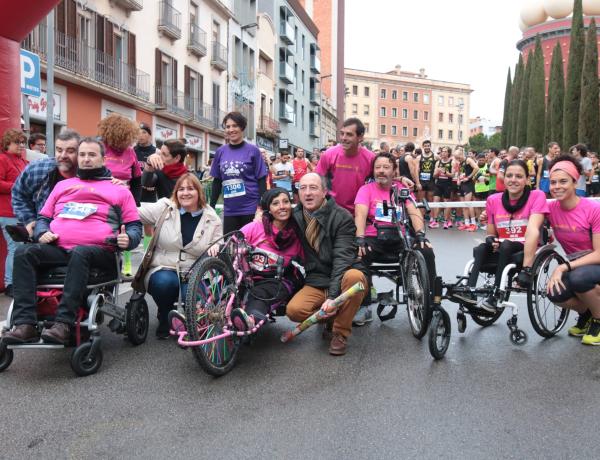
20, 49, 41, 98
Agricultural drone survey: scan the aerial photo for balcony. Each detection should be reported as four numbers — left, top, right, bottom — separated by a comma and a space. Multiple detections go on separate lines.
310, 54, 320, 74
257, 115, 280, 137
211, 41, 227, 71
188, 23, 207, 57
280, 21, 294, 45
21, 24, 150, 101
310, 88, 320, 106
279, 103, 295, 123
309, 120, 319, 138
113, 0, 143, 11
158, 1, 182, 40
279, 61, 294, 85
182, 96, 220, 129
155, 85, 191, 118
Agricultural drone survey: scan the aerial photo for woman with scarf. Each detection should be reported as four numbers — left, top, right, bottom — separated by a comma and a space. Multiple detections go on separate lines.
457, 159, 549, 311
544, 155, 600, 345
228, 187, 304, 331
142, 140, 189, 200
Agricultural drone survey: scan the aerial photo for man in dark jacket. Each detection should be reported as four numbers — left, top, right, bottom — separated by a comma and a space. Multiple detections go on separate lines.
286, 173, 367, 356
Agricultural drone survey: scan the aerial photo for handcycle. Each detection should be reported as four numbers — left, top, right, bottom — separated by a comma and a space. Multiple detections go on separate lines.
427, 239, 571, 359
0, 239, 149, 377
364, 184, 434, 339
172, 232, 292, 377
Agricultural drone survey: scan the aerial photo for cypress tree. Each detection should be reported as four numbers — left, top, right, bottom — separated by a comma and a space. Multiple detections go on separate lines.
527, 36, 546, 152
517, 52, 532, 147
549, 42, 565, 145
563, 0, 585, 149
510, 55, 524, 146
578, 18, 600, 151
501, 68, 512, 148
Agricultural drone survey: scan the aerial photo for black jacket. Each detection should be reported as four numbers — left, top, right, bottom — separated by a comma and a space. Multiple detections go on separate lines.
293, 196, 362, 299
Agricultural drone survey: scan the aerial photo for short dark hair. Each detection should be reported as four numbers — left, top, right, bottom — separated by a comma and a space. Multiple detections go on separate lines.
489, 148, 500, 156
371, 152, 398, 178
79, 136, 105, 156
222, 111, 247, 131
342, 117, 365, 137
163, 140, 187, 163
56, 128, 81, 144
505, 159, 529, 178
404, 142, 415, 153
547, 141, 560, 151
414, 148, 422, 156
28, 133, 46, 149
549, 154, 583, 177
422, 140, 431, 146
571, 143, 588, 156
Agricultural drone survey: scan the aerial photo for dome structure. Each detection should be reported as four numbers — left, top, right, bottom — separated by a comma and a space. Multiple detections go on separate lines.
583, 0, 600, 15
521, 0, 548, 27
543, 0, 573, 19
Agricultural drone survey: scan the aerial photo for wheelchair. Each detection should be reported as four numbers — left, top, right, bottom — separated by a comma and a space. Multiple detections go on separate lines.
364, 185, 433, 339
0, 252, 149, 377
427, 242, 570, 360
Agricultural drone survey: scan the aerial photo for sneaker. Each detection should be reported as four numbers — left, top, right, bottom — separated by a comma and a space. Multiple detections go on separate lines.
457, 222, 468, 231
352, 305, 373, 326
231, 308, 255, 332
568, 311, 592, 337
481, 295, 498, 312
446, 219, 453, 228
581, 318, 600, 346
428, 220, 439, 229
168, 310, 187, 335
443, 221, 449, 230
466, 224, 477, 232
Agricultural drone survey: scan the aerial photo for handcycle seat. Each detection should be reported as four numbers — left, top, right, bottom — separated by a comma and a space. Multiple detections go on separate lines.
480, 251, 524, 275
37, 265, 118, 286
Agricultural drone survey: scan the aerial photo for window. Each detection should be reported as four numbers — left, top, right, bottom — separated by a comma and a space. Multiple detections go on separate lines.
402, 91, 408, 101
365, 122, 370, 133
449, 96, 454, 106
424, 111, 429, 121
413, 92, 419, 103
413, 127, 418, 137
391, 90, 398, 100
364, 105, 370, 115
402, 126, 408, 137
458, 97, 464, 105
352, 85, 358, 96
448, 130, 453, 140
402, 108, 408, 119
449, 113, 454, 123
391, 108, 397, 117
380, 124, 386, 135
301, 70, 305, 94
413, 110, 418, 120
438, 112, 444, 122
458, 130, 463, 141
380, 88, 387, 99
423, 94, 430, 104
391, 125, 397, 135
458, 114, 463, 125
364, 86, 370, 97
380, 107, 386, 117
438, 95, 444, 105
294, 100, 298, 125
302, 35, 305, 60
438, 129, 443, 139
352, 103, 358, 114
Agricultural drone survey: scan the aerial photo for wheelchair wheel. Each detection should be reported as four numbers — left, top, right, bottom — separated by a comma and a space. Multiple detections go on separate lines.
403, 250, 431, 339
0, 341, 14, 372
185, 257, 239, 377
126, 297, 149, 345
70, 341, 103, 377
527, 250, 570, 338
429, 308, 451, 359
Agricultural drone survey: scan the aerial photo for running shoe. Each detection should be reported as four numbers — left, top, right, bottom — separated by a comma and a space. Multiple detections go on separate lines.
569, 310, 592, 337
446, 219, 453, 228
352, 305, 373, 326
428, 220, 440, 229
581, 318, 600, 345
457, 222, 468, 231
231, 308, 255, 331
466, 224, 478, 232
443, 221, 449, 230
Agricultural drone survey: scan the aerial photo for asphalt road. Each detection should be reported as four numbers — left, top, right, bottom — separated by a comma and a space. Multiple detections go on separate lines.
0, 230, 597, 459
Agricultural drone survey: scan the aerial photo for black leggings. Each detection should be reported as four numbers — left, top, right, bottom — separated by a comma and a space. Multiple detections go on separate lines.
468, 240, 523, 288
548, 264, 600, 303
245, 280, 292, 321
223, 214, 255, 235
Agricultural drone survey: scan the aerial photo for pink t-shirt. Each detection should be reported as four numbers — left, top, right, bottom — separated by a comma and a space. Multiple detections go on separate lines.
104, 146, 142, 181
486, 189, 548, 242
40, 177, 140, 251
547, 198, 600, 255
354, 181, 412, 237
316, 145, 375, 215
241, 220, 304, 268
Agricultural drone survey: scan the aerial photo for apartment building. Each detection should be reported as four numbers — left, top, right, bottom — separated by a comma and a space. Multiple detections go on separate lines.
343, 76, 378, 146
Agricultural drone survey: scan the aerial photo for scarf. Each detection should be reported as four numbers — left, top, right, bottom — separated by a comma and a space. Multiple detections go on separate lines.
76, 166, 112, 180
262, 214, 300, 251
303, 200, 327, 252
501, 186, 531, 216
163, 162, 188, 179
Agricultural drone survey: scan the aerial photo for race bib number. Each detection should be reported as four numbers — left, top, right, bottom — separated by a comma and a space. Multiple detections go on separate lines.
496, 219, 528, 242
543, 170, 550, 179
222, 179, 246, 199
58, 202, 98, 220
374, 202, 402, 223
249, 248, 280, 272
420, 172, 431, 181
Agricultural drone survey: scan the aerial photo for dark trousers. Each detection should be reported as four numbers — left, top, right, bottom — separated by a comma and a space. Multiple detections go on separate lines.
223, 214, 255, 235
245, 280, 291, 321
468, 240, 523, 288
12, 244, 115, 326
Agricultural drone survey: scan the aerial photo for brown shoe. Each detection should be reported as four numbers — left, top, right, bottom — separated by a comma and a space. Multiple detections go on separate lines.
2, 324, 39, 344
41, 322, 71, 345
329, 332, 347, 356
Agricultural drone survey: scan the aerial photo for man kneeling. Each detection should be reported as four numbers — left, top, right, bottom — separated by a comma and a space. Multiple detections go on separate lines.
286, 173, 368, 356
3, 138, 142, 345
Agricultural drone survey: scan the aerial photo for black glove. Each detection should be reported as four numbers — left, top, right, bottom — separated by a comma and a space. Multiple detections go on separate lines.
414, 231, 429, 247
517, 267, 532, 288
355, 236, 367, 249
485, 235, 497, 247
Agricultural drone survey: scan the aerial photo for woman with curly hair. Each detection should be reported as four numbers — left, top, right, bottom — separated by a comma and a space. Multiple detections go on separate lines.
97, 113, 142, 275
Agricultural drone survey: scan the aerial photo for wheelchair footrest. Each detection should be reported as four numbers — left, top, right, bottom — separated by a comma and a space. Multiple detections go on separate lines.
377, 303, 398, 322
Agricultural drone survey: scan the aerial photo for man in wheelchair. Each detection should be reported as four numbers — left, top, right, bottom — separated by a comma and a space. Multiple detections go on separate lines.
354, 152, 437, 305
2, 138, 142, 345
458, 159, 548, 311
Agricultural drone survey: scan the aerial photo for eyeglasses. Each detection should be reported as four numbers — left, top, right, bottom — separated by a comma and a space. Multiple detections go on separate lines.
16, 141, 27, 146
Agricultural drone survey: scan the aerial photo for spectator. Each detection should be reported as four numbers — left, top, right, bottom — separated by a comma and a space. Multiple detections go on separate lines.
570, 143, 592, 197
271, 151, 294, 194
28, 133, 46, 153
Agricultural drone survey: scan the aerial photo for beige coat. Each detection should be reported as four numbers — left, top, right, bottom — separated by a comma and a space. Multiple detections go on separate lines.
138, 198, 223, 285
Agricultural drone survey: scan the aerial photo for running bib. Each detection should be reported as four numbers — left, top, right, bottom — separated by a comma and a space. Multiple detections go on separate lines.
249, 248, 280, 272
496, 219, 528, 242
543, 170, 550, 179
374, 202, 402, 223
420, 172, 431, 181
222, 179, 246, 198
58, 202, 98, 220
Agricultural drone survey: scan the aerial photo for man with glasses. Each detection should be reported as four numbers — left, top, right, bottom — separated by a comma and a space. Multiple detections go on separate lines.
12, 128, 81, 238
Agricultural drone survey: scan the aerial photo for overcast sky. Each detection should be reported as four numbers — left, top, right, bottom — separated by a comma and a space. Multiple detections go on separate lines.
345, 0, 524, 123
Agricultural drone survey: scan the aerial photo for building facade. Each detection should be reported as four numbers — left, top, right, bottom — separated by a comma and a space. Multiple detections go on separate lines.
344, 75, 378, 146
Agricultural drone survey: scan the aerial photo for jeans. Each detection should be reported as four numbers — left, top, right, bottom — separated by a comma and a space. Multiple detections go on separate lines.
12, 244, 116, 325
147, 269, 188, 324
0, 216, 21, 285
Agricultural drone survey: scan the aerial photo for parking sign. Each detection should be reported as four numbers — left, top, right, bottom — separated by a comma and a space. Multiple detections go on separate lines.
20, 49, 41, 98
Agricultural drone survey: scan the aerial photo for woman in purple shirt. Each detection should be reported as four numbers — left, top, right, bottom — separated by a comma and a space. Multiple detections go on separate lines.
209, 112, 268, 234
